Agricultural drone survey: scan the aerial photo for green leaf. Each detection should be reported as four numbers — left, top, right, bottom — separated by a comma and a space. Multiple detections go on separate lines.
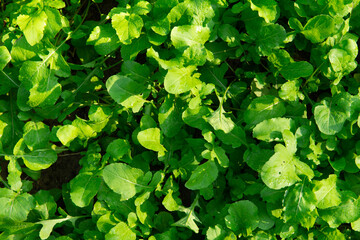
182, 105, 211, 130
7, 157, 22, 192
72, 119, 96, 140
102, 163, 147, 200
200, 64, 228, 91
318, 193, 360, 228
132, 1, 152, 15
170, 25, 210, 49
301, 15, 335, 43
146, 47, 183, 70
111, 12, 143, 45
182, 44, 208, 66
328, 39, 358, 77
256, 23, 286, 55
318, 228, 346, 240
10, 37, 40, 63
213, 146, 229, 168
44, 7, 65, 39
244, 144, 273, 172
88, 105, 111, 132
218, 24, 242, 47
250, 0, 278, 23
106, 139, 131, 160
17, 11, 47, 46
172, 195, 201, 233
121, 35, 151, 60
280, 61, 314, 80
244, 95, 286, 126
39, 48, 71, 78
182, 0, 214, 25
105, 221, 136, 240
45, 0, 66, 9
185, 160, 218, 190
207, 106, 235, 134
225, 200, 259, 235
87, 24, 121, 55
19, 61, 61, 108
56, 125, 79, 146
206, 225, 227, 240
37, 216, 82, 239
162, 189, 180, 211
106, 75, 147, 112
314, 98, 348, 135
215, 125, 247, 148
313, 174, 342, 209
121, 60, 149, 82
22, 149, 58, 171
70, 172, 102, 207
23, 121, 50, 150
261, 143, 314, 189
34, 190, 57, 220
253, 118, 293, 142
164, 66, 201, 94
158, 95, 184, 138
283, 181, 318, 229
279, 80, 302, 101
0, 46, 11, 70
137, 128, 166, 153
0, 193, 35, 222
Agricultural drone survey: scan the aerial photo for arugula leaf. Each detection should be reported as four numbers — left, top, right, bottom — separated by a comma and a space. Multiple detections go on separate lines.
172, 195, 201, 233
111, 10, 143, 45
256, 23, 286, 56
301, 15, 335, 43
250, 0, 278, 23
106, 139, 131, 160
87, 24, 121, 55
56, 125, 79, 146
23, 121, 50, 151
34, 190, 57, 220
283, 181, 318, 229
137, 128, 167, 153
313, 174, 342, 209
0, 46, 11, 70
106, 74, 147, 112
102, 163, 149, 201
19, 61, 61, 108
218, 24, 242, 47
0, 192, 35, 222
318, 193, 360, 228
164, 66, 201, 94
280, 61, 314, 80
207, 105, 235, 134
314, 95, 350, 135
225, 200, 259, 236
22, 149, 58, 171
70, 172, 102, 207
244, 95, 286, 126
105, 221, 136, 240
253, 117, 293, 142
17, 11, 47, 46
158, 95, 184, 138
185, 160, 218, 190
170, 25, 210, 49
261, 131, 314, 189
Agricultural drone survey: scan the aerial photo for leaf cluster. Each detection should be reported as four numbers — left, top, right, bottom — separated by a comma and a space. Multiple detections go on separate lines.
1, 0, 360, 239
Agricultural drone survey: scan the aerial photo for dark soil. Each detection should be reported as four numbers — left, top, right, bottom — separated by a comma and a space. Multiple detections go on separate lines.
31, 152, 82, 193
0, 159, 8, 188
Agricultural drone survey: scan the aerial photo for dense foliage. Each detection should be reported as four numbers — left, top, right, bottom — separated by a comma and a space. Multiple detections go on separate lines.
1, 0, 360, 239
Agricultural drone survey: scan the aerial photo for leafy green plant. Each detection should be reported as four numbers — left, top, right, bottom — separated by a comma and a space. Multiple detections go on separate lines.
1, 0, 360, 239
